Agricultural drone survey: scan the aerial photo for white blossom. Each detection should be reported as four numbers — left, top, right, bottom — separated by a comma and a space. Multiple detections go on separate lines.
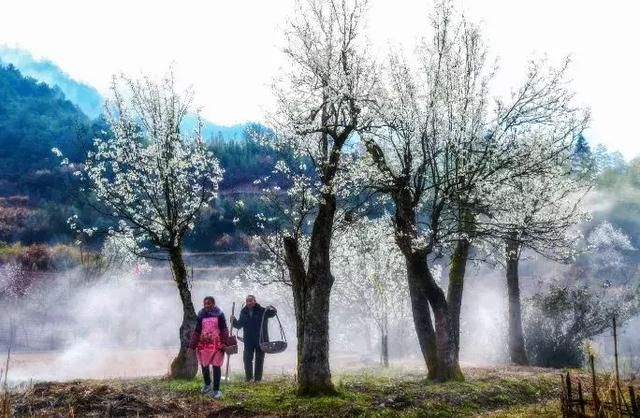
55, 71, 224, 253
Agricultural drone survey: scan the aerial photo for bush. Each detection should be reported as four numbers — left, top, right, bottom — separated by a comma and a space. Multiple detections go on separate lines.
0, 241, 23, 263
17, 244, 51, 271
524, 285, 624, 368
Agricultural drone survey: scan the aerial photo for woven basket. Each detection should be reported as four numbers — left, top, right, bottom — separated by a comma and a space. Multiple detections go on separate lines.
260, 340, 288, 354
223, 344, 238, 355
223, 335, 238, 355
259, 308, 288, 354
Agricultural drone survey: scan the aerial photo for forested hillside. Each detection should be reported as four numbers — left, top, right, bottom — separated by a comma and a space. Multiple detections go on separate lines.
0, 64, 102, 244
1, 57, 639, 258
0, 64, 94, 176
0, 62, 287, 248
0, 47, 253, 139
0, 46, 104, 118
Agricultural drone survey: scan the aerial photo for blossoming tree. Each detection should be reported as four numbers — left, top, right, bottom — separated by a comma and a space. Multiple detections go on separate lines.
332, 216, 410, 367
359, 1, 588, 380
486, 163, 591, 365
69, 72, 223, 378
256, 0, 378, 395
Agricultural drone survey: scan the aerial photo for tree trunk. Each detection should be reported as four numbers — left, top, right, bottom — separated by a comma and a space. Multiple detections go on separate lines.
405, 250, 463, 381
168, 245, 198, 379
364, 322, 372, 354
407, 246, 464, 380
506, 238, 529, 365
425, 279, 463, 381
291, 281, 306, 380
447, 238, 470, 366
298, 275, 334, 395
283, 237, 307, 378
393, 187, 461, 381
381, 332, 389, 367
288, 275, 334, 395
296, 193, 337, 396
404, 252, 439, 379
282, 193, 337, 396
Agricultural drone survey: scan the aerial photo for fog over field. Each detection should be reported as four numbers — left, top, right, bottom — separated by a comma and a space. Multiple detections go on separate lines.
3, 258, 637, 385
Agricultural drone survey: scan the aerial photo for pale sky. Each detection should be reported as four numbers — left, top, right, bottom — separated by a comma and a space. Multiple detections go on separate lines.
1, 0, 638, 159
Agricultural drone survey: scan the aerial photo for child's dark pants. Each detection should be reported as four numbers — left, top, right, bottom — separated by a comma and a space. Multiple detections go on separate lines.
202, 365, 221, 390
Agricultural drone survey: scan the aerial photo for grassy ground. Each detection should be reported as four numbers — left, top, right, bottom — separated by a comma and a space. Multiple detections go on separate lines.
8, 366, 564, 417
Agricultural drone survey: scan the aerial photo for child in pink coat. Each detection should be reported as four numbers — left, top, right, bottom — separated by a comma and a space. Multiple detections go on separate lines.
189, 296, 228, 398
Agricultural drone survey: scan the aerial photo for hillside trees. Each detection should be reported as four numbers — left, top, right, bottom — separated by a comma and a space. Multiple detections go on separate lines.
59, 72, 223, 378
0, 64, 92, 175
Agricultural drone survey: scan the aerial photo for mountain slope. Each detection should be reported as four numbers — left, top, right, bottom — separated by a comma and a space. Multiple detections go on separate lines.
0, 47, 255, 142
0, 46, 103, 118
0, 63, 93, 178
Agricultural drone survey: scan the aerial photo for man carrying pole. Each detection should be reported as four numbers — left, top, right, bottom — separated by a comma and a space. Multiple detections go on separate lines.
230, 295, 276, 382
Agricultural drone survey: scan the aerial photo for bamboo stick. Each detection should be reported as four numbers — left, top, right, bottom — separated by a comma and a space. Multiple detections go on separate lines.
590, 354, 601, 415
561, 375, 568, 416
614, 315, 620, 391
609, 389, 618, 417
578, 380, 585, 414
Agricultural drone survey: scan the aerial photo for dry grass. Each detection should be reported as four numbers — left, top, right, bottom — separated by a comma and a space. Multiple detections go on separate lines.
478, 400, 561, 417
1, 392, 11, 418
10, 380, 228, 417
5, 366, 566, 417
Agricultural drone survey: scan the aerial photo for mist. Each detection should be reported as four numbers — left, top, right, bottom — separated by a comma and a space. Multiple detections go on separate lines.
0, 264, 506, 385
0, 267, 299, 384
2, 251, 637, 385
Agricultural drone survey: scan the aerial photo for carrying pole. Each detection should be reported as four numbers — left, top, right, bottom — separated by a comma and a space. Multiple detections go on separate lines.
225, 302, 236, 381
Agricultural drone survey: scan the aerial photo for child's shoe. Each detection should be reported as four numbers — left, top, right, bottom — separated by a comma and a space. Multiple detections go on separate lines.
200, 384, 212, 394
213, 390, 222, 399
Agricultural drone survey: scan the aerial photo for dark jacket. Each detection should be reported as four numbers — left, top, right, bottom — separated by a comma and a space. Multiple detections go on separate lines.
231, 304, 275, 346
189, 306, 228, 349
